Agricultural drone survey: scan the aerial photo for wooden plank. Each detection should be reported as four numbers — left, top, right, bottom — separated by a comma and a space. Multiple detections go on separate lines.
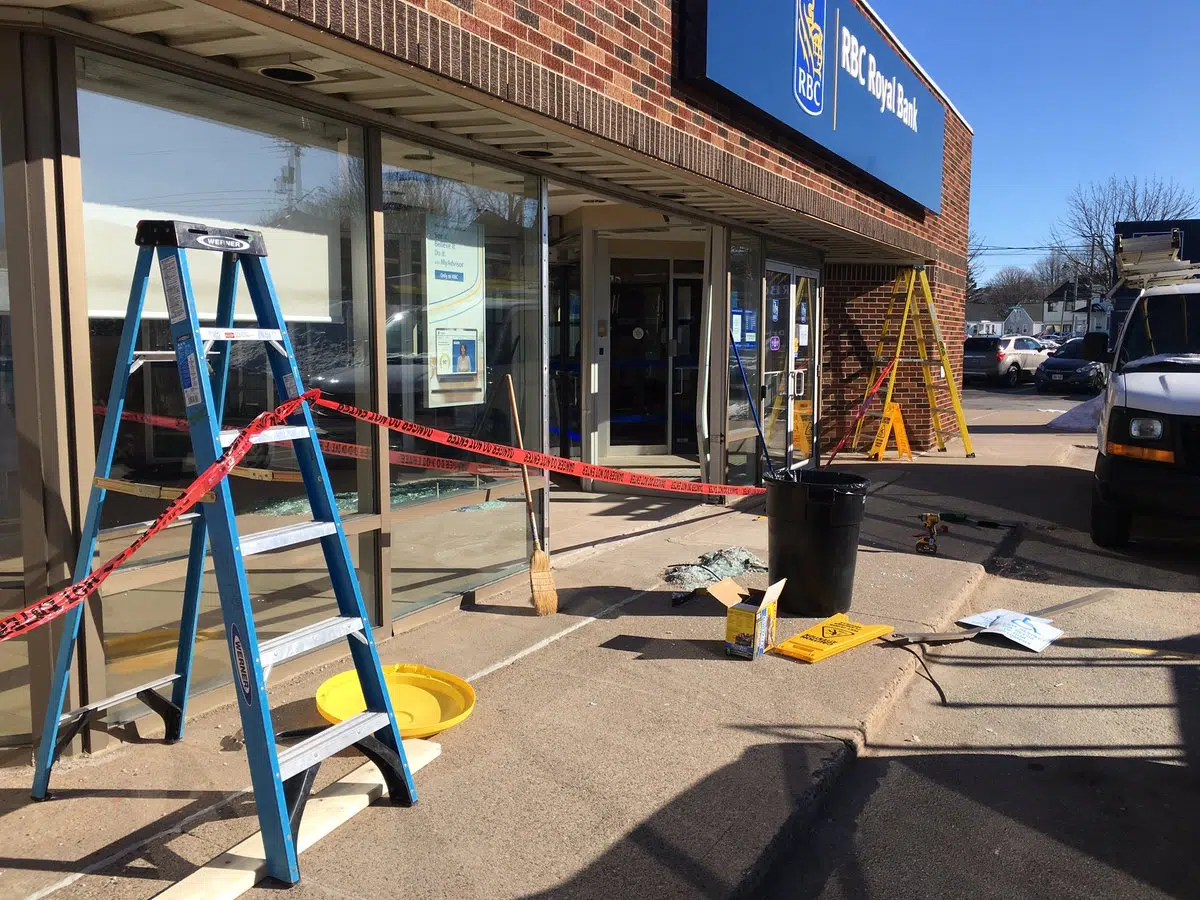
158, 739, 441, 899
94, 476, 217, 502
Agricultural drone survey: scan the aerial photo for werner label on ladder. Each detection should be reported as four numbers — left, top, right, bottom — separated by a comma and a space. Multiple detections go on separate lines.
32, 220, 419, 886
852, 266, 975, 459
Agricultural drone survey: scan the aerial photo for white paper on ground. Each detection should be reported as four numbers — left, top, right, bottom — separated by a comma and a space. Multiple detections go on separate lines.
958, 608, 1064, 653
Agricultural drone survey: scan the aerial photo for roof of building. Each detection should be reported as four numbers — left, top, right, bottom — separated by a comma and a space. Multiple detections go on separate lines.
1042, 280, 1074, 303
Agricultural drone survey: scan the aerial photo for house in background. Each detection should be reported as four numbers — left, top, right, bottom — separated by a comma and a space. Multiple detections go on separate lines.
964, 300, 1002, 336
1041, 280, 1105, 336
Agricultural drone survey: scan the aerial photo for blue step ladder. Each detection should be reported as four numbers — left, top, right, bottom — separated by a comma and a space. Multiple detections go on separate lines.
32, 220, 416, 884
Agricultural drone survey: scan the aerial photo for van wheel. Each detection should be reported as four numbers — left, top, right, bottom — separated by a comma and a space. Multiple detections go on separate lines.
1004, 364, 1021, 388
1090, 487, 1131, 548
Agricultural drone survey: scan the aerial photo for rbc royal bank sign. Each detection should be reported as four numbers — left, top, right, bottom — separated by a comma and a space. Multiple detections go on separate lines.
683, 0, 948, 213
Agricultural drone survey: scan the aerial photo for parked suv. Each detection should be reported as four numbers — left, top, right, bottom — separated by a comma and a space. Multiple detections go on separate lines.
963, 335, 1049, 387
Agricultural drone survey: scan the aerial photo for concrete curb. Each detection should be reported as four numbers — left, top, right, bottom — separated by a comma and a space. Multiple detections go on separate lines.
849, 562, 989, 754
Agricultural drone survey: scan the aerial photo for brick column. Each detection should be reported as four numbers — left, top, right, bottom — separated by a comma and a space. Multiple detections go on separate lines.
821, 263, 966, 454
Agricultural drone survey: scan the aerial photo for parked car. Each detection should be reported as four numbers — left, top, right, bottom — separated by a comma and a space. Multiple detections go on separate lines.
962, 335, 1050, 387
1034, 338, 1106, 394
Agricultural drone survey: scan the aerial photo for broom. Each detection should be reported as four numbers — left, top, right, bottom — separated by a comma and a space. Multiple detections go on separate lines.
504, 374, 558, 616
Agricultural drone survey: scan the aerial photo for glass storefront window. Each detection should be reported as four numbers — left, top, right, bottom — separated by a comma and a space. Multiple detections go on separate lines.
76, 53, 378, 688
377, 135, 541, 618
727, 234, 762, 484
0, 110, 30, 743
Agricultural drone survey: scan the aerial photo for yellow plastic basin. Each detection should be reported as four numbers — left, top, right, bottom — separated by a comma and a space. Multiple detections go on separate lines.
315, 663, 476, 739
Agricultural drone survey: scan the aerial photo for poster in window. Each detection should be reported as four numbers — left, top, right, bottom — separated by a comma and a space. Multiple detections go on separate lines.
425, 215, 486, 408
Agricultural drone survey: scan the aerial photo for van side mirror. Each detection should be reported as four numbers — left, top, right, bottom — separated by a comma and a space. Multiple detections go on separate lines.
1082, 331, 1109, 363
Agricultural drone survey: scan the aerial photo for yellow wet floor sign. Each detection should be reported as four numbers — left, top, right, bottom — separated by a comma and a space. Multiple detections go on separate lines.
772, 613, 894, 663
868, 403, 913, 461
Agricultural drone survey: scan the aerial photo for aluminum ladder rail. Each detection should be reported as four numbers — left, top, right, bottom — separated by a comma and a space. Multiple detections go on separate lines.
31, 219, 416, 885
851, 266, 975, 458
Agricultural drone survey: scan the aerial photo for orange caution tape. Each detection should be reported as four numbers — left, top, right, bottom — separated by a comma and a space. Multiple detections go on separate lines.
1, 391, 764, 643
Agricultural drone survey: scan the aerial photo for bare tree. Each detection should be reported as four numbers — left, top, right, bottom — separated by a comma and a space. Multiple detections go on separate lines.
967, 229, 985, 300
985, 266, 1042, 319
1031, 250, 1073, 295
1052, 175, 1199, 292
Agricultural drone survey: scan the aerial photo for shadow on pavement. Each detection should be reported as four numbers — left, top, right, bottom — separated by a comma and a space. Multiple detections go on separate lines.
756, 750, 1199, 900
854, 463, 1200, 591
518, 741, 847, 900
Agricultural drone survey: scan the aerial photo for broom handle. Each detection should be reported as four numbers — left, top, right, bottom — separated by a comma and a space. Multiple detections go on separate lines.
504, 374, 542, 551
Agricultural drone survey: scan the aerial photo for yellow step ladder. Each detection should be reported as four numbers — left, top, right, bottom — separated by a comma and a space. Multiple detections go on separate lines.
852, 266, 975, 458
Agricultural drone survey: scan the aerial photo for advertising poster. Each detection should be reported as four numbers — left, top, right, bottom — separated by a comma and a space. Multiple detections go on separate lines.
425, 215, 486, 408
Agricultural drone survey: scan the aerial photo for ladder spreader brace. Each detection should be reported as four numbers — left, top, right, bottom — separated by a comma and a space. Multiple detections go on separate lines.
851, 265, 975, 458
32, 219, 417, 885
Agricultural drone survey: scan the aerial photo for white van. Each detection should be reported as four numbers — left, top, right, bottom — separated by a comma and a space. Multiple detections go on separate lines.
1084, 281, 1200, 547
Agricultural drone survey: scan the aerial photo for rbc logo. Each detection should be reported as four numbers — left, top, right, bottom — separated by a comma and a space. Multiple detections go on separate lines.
794, 0, 826, 116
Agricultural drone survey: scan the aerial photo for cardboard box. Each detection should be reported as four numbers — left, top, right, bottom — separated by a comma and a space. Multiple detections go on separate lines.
708, 578, 785, 659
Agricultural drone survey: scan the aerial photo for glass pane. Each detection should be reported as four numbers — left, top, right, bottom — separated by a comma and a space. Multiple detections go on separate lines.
763, 269, 792, 467
379, 135, 540, 618
793, 277, 816, 460
549, 264, 582, 459
671, 278, 702, 455
610, 258, 670, 447
76, 52, 380, 690
727, 234, 761, 485
0, 109, 30, 742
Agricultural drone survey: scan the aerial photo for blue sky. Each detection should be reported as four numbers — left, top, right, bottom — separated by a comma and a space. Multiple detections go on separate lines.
869, 0, 1200, 281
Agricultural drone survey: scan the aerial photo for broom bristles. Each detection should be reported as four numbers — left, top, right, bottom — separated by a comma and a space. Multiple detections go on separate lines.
529, 548, 558, 616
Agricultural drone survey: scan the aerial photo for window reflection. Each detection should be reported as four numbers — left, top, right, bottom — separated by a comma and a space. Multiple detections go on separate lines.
727, 234, 762, 485
0, 109, 30, 743
376, 136, 541, 617
76, 52, 378, 694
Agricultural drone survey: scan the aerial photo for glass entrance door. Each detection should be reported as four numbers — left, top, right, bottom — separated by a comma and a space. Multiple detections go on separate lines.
763, 263, 821, 471
792, 274, 818, 464
670, 278, 703, 454
762, 267, 794, 469
609, 258, 670, 450
549, 263, 581, 460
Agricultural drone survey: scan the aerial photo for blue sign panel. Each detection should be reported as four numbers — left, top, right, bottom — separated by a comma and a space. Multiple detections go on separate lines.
685, 0, 947, 212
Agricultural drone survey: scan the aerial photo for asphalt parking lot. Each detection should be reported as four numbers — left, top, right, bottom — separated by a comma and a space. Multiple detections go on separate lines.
960, 381, 1093, 414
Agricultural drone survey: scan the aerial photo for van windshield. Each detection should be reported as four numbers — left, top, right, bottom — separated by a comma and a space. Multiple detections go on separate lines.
1118, 293, 1200, 371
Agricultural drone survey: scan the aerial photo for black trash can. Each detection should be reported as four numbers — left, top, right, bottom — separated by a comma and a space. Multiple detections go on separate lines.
765, 469, 870, 616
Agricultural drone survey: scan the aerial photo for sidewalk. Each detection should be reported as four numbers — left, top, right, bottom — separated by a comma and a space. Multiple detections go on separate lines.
0, 418, 1080, 900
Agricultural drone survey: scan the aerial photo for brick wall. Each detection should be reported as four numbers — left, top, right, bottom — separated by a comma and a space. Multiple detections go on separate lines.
822, 263, 967, 453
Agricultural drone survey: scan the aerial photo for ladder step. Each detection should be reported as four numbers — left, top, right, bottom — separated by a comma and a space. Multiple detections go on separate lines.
277, 711, 390, 781
59, 673, 179, 724
100, 511, 200, 540
258, 616, 365, 668
241, 521, 337, 556
219, 425, 310, 447
131, 350, 179, 363
198, 327, 283, 342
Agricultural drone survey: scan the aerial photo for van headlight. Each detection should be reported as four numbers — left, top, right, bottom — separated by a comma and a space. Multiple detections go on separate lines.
1129, 417, 1163, 440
